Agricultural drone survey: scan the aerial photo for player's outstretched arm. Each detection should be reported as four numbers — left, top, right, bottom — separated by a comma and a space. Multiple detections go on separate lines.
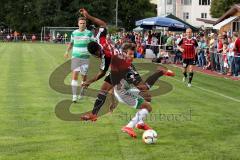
79, 8, 107, 27
82, 70, 107, 88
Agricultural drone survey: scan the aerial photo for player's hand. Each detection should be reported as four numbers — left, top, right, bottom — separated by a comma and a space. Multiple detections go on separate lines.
82, 81, 91, 88
79, 8, 89, 17
64, 53, 69, 59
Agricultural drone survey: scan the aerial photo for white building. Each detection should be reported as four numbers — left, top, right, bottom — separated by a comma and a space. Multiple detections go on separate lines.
156, 0, 217, 27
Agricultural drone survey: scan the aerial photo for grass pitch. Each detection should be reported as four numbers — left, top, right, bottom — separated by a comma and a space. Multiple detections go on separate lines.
0, 42, 239, 160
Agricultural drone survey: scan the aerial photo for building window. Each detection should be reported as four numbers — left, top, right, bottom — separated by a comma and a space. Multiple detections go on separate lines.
181, 0, 192, 5
199, 0, 210, 5
183, 12, 189, 20
201, 13, 207, 18
167, 0, 172, 5
233, 21, 240, 32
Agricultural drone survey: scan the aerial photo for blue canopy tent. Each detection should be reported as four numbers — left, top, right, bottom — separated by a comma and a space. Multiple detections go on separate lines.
135, 16, 189, 31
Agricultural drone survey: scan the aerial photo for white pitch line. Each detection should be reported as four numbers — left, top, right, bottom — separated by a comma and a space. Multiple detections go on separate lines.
168, 77, 240, 103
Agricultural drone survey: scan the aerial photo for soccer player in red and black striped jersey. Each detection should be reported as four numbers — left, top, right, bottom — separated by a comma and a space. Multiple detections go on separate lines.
178, 28, 198, 87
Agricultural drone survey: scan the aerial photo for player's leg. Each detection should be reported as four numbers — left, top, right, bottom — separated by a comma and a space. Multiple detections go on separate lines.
78, 59, 89, 99
182, 59, 188, 82
144, 65, 175, 89
71, 71, 79, 103
114, 83, 152, 137
188, 64, 194, 87
126, 65, 175, 103
80, 75, 113, 121
122, 101, 152, 138
71, 58, 82, 102
109, 88, 118, 113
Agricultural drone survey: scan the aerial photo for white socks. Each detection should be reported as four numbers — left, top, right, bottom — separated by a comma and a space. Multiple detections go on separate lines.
126, 108, 149, 128
71, 80, 78, 97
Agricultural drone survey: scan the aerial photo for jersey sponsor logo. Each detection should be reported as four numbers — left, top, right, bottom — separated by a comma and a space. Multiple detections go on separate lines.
72, 36, 91, 41
72, 47, 88, 53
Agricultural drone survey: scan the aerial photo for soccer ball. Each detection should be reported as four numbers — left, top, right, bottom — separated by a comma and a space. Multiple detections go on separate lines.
142, 130, 158, 144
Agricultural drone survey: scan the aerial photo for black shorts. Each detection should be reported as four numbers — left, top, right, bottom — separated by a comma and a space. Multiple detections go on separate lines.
182, 58, 196, 68
104, 65, 142, 86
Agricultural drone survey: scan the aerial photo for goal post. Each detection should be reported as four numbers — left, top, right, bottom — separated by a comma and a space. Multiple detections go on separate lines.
41, 26, 78, 43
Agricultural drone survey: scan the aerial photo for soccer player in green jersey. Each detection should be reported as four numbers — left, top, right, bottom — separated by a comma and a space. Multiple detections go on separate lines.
64, 17, 94, 102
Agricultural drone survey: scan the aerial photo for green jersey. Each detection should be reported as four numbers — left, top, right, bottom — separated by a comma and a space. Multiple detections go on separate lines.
70, 29, 94, 59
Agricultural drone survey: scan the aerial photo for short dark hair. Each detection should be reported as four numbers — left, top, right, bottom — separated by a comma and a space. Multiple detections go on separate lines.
78, 17, 86, 21
122, 43, 136, 52
87, 41, 101, 55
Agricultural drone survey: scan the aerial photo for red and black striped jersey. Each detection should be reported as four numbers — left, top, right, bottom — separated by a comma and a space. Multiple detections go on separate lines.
178, 37, 198, 59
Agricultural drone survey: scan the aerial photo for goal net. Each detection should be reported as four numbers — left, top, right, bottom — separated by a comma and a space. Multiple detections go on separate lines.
41, 26, 78, 43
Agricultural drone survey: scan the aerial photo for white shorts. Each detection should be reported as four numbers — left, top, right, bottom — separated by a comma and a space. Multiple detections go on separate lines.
114, 79, 144, 109
71, 58, 89, 75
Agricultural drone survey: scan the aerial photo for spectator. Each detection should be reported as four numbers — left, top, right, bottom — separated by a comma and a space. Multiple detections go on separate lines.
197, 36, 207, 68
31, 34, 36, 42
233, 32, 240, 77
6, 34, 11, 42
209, 33, 217, 71
222, 42, 228, 74
161, 31, 168, 45
22, 33, 27, 41
205, 48, 211, 70
136, 43, 144, 58
227, 37, 235, 76
13, 31, 18, 42
147, 31, 152, 45
217, 35, 223, 72
174, 34, 182, 64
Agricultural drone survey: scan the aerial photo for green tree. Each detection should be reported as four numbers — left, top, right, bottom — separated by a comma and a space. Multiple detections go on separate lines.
210, 0, 240, 18
0, 0, 155, 32
118, 0, 156, 30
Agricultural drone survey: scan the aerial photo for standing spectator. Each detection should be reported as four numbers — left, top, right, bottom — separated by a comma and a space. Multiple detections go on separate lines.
222, 42, 228, 74
6, 34, 11, 42
161, 31, 168, 45
197, 36, 207, 68
22, 33, 27, 41
174, 34, 182, 64
205, 48, 211, 70
64, 33, 68, 43
166, 32, 174, 63
233, 32, 240, 77
147, 31, 152, 45
31, 34, 36, 42
227, 37, 235, 76
136, 43, 144, 58
209, 33, 217, 71
217, 35, 223, 72
13, 31, 18, 42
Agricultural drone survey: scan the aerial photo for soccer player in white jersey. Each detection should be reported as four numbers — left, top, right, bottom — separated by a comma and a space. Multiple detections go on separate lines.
64, 17, 94, 102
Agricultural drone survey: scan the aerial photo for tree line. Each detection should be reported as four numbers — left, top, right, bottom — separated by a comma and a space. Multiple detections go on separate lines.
0, 0, 156, 32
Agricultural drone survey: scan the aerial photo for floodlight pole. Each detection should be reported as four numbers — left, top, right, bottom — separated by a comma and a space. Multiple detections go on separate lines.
116, 0, 118, 27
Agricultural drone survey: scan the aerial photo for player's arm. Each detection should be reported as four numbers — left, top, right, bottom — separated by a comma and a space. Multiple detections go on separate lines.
82, 56, 110, 87
79, 8, 107, 27
64, 42, 73, 58
83, 70, 107, 88
177, 38, 184, 53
